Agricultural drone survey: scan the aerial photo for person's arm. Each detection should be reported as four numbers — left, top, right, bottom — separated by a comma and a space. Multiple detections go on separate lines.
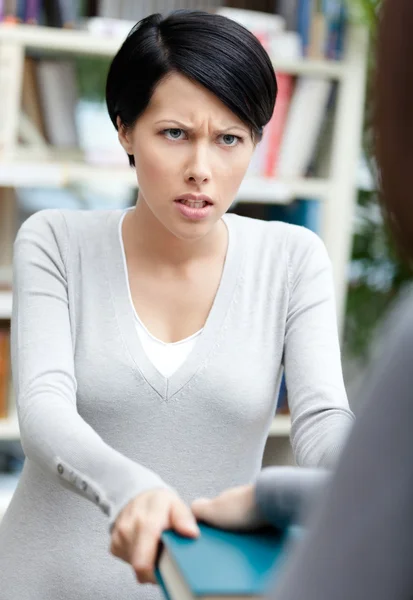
255, 466, 329, 530
269, 295, 413, 600
284, 227, 354, 467
192, 467, 329, 532
12, 210, 168, 524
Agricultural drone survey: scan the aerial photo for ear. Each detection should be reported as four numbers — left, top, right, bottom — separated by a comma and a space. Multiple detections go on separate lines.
116, 116, 134, 155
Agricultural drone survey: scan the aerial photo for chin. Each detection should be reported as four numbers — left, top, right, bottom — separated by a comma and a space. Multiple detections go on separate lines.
168, 219, 217, 242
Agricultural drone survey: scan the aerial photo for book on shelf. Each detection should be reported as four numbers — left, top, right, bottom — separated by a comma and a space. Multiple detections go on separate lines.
275, 0, 347, 60
0, 327, 10, 420
21, 57, 47, 141
36, 59, 79, 148
156, 523, 289, 600
276, 76, 333, 179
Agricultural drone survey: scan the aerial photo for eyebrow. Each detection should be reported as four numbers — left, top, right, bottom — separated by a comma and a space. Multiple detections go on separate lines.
154, 119, 249, 135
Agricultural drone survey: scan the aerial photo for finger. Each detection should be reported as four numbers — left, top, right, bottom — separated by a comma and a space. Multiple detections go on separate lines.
170, 500, 200, 537
131, 521, 162, 584
110, 520, 134, 562
110, 531, 126, 561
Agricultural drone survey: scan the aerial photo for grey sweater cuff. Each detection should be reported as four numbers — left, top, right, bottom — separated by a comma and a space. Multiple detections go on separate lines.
255, 467, 329, 529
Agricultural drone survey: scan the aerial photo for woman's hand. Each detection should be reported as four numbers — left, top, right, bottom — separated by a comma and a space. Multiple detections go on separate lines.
191, 484, 266, 531
110, 488, 200, 584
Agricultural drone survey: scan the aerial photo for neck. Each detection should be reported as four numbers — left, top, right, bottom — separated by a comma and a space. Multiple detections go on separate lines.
123, 196, 227, 267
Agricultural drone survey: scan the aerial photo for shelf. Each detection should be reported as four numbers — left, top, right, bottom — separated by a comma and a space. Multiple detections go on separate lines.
0, 23, 123, 56
0, 23, 346, 79
269, 415, 291, 437
0, 475, 19, 521
238, 176, 330, 202
0, 414, 19, 441
0, 290, 12, 319
0, 157, 330, 202
0, 489, 14, 521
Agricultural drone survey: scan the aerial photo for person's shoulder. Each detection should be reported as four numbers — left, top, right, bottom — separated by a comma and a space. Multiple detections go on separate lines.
225, 214, 325, 256
286, 223, 326, 254
16, 208, 119, 242
225, 213, 297, 243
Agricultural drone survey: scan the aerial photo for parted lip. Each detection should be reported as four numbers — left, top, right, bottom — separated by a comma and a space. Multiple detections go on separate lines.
175, 193, 213, 204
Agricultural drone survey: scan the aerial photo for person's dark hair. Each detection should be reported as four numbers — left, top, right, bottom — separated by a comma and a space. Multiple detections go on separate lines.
106, 10, 277, 167
375, 0, 413, 262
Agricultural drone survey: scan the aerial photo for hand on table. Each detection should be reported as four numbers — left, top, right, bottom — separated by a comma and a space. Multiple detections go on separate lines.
110, 488, 200, 584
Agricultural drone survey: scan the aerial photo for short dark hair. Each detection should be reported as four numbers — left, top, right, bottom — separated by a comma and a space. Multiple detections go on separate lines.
106, 10, 277, 167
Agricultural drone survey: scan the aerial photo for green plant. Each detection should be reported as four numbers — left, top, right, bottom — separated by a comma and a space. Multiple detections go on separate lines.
75, 56, 111, 102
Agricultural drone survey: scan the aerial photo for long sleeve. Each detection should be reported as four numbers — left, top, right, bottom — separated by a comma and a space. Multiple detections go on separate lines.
255, 467, 329, 529
11, 210, 170, 528
269, 293, 413, 600
284, 227, 354, 467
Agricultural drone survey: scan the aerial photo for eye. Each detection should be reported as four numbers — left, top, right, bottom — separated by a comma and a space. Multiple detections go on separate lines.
219, 134, 242, 147
164, 128, 186, 141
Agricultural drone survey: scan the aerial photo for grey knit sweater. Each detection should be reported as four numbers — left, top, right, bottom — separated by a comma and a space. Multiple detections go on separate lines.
0, 209, 353, 600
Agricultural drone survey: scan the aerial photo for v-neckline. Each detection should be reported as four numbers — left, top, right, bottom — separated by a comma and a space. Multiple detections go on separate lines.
106, 210, 243, 400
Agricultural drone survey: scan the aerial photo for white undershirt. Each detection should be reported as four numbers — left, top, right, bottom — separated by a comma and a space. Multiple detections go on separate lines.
119, 212, 203, 378
134, 313, 203, 378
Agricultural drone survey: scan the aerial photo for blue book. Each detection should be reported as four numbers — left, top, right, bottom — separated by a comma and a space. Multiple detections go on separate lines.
155, 524, 289, 600
297, 0, 314, 56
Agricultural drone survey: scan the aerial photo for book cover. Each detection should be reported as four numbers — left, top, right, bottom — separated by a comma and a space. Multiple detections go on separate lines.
277, 76, 333, 179
0, 328, 10, 420
156, 523, 289, 600
297, 0, 314, 56
265, 72, 294, 177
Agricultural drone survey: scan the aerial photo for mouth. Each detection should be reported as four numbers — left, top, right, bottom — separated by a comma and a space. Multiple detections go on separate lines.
174, 194, 213, 209
173, 194, 213, 221
175, 198, 211, 208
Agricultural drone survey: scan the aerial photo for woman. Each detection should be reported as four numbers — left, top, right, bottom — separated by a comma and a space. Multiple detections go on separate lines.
194, 1, 413, 598
0, 11, 353, 600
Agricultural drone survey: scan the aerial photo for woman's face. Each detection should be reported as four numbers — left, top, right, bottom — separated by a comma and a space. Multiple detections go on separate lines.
118, 72, 255, 241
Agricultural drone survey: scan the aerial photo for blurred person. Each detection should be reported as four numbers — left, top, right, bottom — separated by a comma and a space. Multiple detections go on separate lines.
0, 10, 354, 600
193, 1, 413, 598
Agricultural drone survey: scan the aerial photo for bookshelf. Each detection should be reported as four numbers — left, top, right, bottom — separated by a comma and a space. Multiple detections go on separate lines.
0, 291, 12, 319
0, 23, 348, 77
0, 23, 367, 453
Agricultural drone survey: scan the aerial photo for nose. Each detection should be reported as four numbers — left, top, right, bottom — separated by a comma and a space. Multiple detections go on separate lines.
184, 144, 211, 185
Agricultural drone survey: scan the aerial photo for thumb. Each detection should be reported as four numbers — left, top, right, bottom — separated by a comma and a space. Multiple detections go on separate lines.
170, 500, 200, 538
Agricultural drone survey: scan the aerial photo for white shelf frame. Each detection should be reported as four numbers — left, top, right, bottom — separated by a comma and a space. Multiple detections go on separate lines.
0, 414, 19, 441
0, 488, 15, 521
0, 290, 12, 319
0, 23, 368, 443
0, 23, 347, 78
269, 415, 291, 437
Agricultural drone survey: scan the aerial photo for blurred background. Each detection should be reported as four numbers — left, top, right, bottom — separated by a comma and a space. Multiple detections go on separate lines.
0, 0, 396, 519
